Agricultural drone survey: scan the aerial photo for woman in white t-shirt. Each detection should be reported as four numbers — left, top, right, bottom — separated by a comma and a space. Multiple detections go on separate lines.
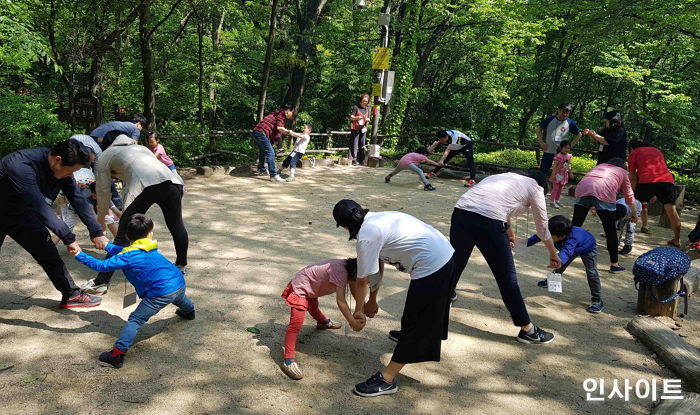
450, 171, 561, 344
333, 199, 456, 398
280, 124, 312, 181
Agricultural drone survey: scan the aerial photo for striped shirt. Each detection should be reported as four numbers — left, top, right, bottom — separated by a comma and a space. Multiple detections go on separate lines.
254, 110, 287, 143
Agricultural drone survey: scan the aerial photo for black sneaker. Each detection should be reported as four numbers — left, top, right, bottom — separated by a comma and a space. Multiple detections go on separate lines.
450, 291, 457, 305
387, 330, 401, 342
353, 371, 398, 397
424, 184, 436, 191
619, 244, 632, 255
537, 278, 548, 288
384, 176, 391, 183
176, 308, 195, 320
60, 290, 101, 309
516, 325, 555, 344
98, 348, 125, 368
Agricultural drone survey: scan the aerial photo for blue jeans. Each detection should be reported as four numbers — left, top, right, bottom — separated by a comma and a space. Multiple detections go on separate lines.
539, 152, 555, 174
114, 286, 194, 352
252, 131, 277, 177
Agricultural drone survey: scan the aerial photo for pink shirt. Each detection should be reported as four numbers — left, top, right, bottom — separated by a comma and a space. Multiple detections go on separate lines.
151, 144, 174, 167
398, 152, 428, 167
291, 259, 349, 298
552, 153, 572, 185
455, 173, 551, 241
575, 163, 634, 205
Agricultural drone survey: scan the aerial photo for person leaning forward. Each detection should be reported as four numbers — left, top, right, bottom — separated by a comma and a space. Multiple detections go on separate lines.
0, 139, 108, 308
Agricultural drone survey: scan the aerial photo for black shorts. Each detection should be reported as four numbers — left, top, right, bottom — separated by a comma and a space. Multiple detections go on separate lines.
635, 182, 676, 205
391, 257, 455, 364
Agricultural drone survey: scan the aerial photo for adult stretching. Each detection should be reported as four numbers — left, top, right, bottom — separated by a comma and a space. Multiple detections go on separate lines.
347, 94, 371, 166
627, 139, 681, 247
81, 135, 188, 295
536, 103, 582, 174
333, 200, 455, 397
253, 104, 294, 182
0, 139, 107, 308
427, 129, 476, 185
450, 171, 561, 344
572, 158, 638, 272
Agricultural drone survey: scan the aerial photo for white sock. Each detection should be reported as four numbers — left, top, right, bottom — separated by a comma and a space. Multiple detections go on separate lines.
526, 325, 536, 335
290, 168, 296, 177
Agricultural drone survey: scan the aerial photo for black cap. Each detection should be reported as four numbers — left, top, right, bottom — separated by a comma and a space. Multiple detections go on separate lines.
333, 199, 363, 227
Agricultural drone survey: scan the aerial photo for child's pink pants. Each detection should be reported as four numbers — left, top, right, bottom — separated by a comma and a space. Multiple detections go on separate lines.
284, 299, 327, 358
551, 182, 564, 202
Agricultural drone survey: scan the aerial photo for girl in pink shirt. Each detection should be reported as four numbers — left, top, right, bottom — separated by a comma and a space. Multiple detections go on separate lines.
384, 147, 443, 191
549, 140, 573, 208
280, 258, 364, 380
147, 132, 176, 170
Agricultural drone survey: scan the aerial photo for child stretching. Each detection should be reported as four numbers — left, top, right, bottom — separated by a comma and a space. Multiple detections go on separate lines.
549, 140, 573, 209
72, 214, 195, 368
281, 258, 364, 380
384, 147, 443, 191
280, 124, 312, 181
527, 215, 604, 313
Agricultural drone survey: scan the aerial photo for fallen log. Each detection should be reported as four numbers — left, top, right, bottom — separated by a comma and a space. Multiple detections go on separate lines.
626, 316, 700, 392
651, 392, 700, 414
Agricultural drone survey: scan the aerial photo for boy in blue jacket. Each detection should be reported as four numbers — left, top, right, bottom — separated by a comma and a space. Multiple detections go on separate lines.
527, 215, 603, 313
73, 213, 195, 368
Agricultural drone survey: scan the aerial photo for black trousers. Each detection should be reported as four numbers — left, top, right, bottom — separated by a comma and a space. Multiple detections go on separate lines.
0, 214, 79, 297
572, 204, 618, 264
392, 257, 455, 364
449, 208, 531, 326
433, 141, 476, 180
94, 181, 188, 285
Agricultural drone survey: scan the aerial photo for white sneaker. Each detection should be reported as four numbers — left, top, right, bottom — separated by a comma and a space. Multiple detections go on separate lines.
177, 264, 188, 274
271, 175, 286, 182
286, 176, 295, 182
550, 202, 560, 209
556, 201, 565, 208
80, 278, 109, 295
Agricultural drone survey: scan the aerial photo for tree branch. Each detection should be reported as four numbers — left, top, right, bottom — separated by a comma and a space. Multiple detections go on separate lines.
148, 0, 186, 38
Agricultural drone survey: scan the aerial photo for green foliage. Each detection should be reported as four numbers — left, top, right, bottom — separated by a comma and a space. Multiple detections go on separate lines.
0, 92, 73, 156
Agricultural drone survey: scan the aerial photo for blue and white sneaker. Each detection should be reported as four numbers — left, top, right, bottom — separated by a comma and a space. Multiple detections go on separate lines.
587, 302, 604, 313
354, 371, 398, 397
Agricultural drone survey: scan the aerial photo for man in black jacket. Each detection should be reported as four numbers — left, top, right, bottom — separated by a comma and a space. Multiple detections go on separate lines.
0, 139, 109, 308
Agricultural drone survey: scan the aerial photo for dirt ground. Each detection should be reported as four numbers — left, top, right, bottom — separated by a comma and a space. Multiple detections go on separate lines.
1, 164, 698, 415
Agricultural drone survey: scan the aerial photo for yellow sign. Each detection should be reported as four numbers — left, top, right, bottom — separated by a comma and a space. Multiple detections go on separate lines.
372, 83, 382, 97
372, 47, 391, 70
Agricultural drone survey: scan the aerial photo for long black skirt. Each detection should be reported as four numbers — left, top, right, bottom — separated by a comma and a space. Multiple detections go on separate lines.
391, 257, 456, 364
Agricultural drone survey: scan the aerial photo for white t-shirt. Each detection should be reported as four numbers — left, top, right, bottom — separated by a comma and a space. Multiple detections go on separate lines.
293, 134, 311, 154
356, 211, 454, 280
447, 130, 470, 145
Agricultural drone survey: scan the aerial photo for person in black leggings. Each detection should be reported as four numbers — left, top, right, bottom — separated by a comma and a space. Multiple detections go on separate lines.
571, 158, 638, 272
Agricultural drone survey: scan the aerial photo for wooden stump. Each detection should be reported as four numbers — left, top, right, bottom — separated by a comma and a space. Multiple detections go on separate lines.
627, 316, 700, 393
652, 392, 700, 415
196, 166, 214, 177
367, 157, 384, 168
636, 279, 681, 318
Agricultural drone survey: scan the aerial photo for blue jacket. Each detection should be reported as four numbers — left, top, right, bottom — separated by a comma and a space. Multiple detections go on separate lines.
89, 121, 141, 150
527, 226, 596, 264
75, 239, 185, 298
0, 147, 103, 244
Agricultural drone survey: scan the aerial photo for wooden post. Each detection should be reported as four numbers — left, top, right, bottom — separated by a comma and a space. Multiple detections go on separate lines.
636, 279, 681, 318
325, 133, 332, 150
659, 184, 685, 228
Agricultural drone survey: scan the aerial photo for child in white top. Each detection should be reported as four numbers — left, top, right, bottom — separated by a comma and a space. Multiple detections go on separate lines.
281, 124, 312, 181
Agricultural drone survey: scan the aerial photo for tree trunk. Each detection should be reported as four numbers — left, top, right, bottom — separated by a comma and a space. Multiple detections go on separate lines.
284, 0, 328, 123
197, 17, 205, 131
257, 0, 279, 123
208, 10, 225, 129
139, 0, 156, 131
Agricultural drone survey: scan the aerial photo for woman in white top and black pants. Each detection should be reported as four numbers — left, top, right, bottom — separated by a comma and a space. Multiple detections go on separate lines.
333, 200, 456, 397
450, 171, 561, 344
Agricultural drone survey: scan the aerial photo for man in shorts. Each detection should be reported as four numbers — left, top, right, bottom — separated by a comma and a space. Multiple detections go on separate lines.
627, 139, 681, 247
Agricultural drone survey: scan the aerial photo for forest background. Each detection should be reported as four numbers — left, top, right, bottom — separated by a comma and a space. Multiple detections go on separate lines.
1, 0, 699, 194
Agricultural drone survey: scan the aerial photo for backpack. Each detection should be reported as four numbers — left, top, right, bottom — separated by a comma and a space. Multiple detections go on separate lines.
633, 247, 690, 313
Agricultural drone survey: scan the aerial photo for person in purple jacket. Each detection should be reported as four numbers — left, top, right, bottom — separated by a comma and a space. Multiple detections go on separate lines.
73, 214, 195, 368
527, 215, 604, 313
